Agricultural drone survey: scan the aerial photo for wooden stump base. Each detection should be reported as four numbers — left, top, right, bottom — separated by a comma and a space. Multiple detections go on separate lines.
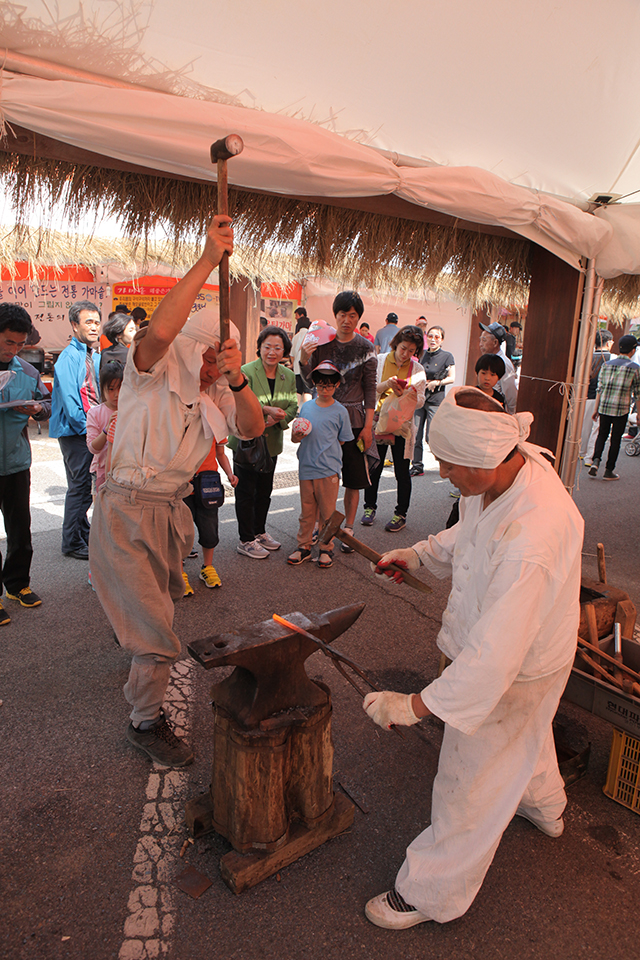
220, 793, 354, 894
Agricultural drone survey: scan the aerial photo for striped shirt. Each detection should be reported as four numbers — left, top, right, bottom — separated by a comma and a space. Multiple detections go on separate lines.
596, 356, 640, 417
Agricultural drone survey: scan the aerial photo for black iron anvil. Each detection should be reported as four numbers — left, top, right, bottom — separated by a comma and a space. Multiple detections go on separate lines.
187, 603, 365, 728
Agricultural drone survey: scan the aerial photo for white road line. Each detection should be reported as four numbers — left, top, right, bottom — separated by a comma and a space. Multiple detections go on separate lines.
118, 659, 195, 960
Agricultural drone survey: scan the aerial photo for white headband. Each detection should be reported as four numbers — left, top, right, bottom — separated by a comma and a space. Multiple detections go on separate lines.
179, 308, 240, 349
429, 387, 553, 471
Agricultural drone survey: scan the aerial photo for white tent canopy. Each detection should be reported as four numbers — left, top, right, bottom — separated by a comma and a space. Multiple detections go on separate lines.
2, 0, 640, 277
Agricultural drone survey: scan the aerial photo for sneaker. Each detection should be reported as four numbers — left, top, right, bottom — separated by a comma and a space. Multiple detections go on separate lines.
385, 514, 406, 532
603, 470, 620, 480
200, 564, 222, 588
384, 458, 393, 467
126, 710, 194, 767
6, 587, 42, 608
516, 806, 564, 838
255, 532, 281, 551
237, 539, 270, 559
186, 548, 199, 560
287, 548, 312, 565
409, 465, 424, 477
360, 507, 376, 526
0, 601, 10, 626
588, 459, 600, 477
365, 889, 430, 930
182, 571, 194, 597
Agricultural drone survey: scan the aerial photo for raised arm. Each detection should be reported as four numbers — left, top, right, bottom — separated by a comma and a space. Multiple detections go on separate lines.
134, 216, 233, 373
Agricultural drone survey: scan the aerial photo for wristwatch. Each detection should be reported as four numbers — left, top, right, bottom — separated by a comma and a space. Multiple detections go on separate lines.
229, 376, 249, 393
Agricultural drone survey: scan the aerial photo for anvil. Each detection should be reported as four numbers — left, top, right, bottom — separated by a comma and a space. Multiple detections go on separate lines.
188, 603, 365, 728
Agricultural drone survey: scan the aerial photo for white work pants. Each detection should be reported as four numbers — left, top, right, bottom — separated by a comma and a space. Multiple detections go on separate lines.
396, 662, 572, 923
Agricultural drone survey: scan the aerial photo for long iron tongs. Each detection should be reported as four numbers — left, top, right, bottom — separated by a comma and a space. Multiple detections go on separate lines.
272, 613, 405, 739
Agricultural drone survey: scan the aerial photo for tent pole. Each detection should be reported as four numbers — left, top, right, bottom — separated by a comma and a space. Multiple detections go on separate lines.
559, 259, 602, 492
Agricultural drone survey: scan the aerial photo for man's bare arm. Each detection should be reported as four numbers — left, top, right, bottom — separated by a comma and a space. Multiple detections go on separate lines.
215, 338, 265, 438
134, 216, 233, 373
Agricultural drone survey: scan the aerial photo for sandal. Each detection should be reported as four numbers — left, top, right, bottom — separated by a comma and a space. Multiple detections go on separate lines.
318, 549, 333, 568
340, 527, 355, 553
287, 548, 312, 565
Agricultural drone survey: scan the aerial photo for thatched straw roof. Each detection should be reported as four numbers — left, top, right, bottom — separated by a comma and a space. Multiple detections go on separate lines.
1, 147, 639, 317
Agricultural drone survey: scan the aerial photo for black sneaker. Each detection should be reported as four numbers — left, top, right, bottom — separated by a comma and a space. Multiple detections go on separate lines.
126, 710, 194, 767
0, 601, 10, 626
409, 465, 424, 477
6, 587, 42, 608
603, 470, 620, 480
588, 459, 600, 477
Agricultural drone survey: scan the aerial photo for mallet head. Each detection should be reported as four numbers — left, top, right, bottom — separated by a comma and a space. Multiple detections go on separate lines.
210, 135, 244, 163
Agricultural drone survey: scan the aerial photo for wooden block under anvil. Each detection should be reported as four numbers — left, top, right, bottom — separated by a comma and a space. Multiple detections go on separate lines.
185, 604, 364, 892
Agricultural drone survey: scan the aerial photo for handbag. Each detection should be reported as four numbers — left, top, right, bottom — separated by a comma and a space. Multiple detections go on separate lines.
194, 470, 225, 509
375, 389, 419, 437
234, 435, 274, 474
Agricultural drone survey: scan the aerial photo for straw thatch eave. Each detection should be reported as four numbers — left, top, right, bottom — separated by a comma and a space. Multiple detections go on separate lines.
1, 135, 639, 318
0, 140, 533, 308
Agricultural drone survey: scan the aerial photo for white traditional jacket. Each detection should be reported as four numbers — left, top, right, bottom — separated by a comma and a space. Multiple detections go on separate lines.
416, 457, 584, 735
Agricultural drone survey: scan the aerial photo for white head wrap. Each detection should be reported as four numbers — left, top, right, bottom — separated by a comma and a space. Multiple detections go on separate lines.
428, 386, 554, 471
167, 308, 241, 441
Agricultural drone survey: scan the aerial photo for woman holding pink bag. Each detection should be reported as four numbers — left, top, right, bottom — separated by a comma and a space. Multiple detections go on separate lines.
360, 326, 426, 532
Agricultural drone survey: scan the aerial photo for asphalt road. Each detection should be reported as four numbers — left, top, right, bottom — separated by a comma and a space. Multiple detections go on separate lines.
1, 425, 639, 960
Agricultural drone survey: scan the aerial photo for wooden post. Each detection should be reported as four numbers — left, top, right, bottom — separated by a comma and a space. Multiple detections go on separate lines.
230, 276, 261, 364
517, 245, 584, 460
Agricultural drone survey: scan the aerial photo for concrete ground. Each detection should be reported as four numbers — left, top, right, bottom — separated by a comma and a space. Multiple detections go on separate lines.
1, 424, 639, 960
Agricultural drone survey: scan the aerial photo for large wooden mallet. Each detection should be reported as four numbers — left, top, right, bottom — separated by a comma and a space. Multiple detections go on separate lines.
210, 134, 244, 345
319, 511, 432, 595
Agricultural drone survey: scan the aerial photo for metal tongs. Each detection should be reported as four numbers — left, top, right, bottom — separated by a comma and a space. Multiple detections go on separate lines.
272, 613, 405, 738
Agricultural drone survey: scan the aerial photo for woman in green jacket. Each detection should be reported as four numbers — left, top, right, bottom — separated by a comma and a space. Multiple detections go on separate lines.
229, 325, 297, 558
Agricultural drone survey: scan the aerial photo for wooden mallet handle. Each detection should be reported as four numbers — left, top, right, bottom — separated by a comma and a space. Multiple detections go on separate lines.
320, 514, 431, 595
210, 135, 244, 345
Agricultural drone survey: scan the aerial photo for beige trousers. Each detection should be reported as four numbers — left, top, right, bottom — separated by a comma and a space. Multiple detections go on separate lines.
297, 474, 340, 550
396, 661, 572, 923
89, 478, 194, 724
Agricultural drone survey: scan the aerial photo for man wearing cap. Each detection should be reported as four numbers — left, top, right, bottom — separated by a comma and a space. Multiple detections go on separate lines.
374, 312, 400, 355
589, 334, 640, 480
89, 215, 264, 768
361, 386, 583, 929
478, 321, 518, 413
300, 291, 376, 546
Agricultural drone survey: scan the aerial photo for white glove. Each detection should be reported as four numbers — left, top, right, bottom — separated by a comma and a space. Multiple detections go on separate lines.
363, 691, 420, 729
370, 547, 420, 583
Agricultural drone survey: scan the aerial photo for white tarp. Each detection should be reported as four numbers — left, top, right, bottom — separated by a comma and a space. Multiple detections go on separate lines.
2, 0, 640, 277
0, 73, 612, 271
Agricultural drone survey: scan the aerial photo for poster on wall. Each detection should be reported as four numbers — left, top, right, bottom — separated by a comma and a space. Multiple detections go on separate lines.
112, 278, 219, 319
0, 280, 111, 351
260, 282, 303, 334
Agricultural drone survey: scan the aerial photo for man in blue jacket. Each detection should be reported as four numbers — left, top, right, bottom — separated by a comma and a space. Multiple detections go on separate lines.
50, 300, 101, 559
0, 304, 51, 625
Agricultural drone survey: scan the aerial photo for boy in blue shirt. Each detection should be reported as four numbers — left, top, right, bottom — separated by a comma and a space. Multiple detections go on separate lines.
288, 361, 353, 568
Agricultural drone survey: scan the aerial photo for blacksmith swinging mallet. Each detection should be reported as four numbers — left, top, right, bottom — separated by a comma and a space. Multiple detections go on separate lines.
210, 134, 244, 345
319, 511, 432, 595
